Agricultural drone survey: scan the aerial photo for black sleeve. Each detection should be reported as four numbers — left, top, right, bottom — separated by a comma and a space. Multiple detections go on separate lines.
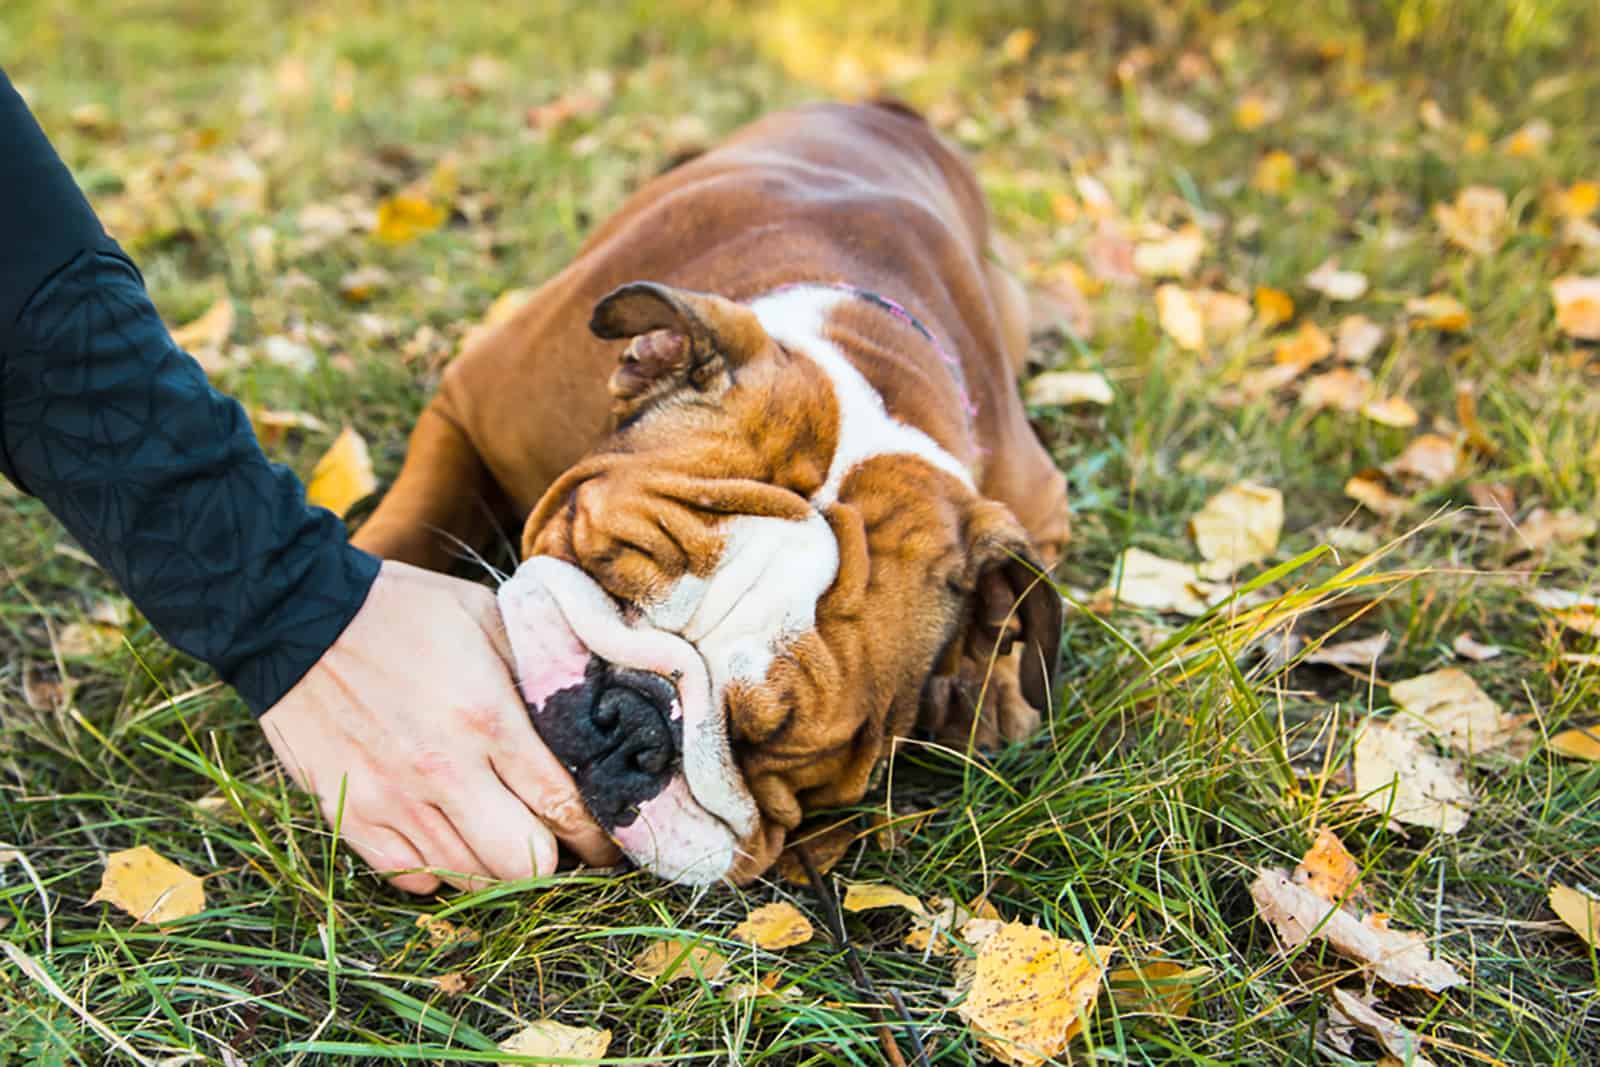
0, 68, 381, 715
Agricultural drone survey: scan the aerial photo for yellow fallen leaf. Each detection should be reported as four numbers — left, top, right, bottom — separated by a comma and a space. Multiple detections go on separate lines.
306, 426, 378, 517
1527, 590, 1600, 637
1234, 92, 1278, 130
1254, 285, 1295, 327
1250, 867, 1465, 990
1305, 259, 1368, 301
1102, 547, 1225, 617
56, 621, 123, 659
1189, 481, 1282, 578
417, 914, 481, 947
1549, 726, 1600, 761
1155, 284, 1206, 351
1305, 632, 1390, 667
1392, 668, 1523, 755
1025, 370, 1114, 407
1107, 961, 1209, 1018
905, 896, 1001, 954
497, 1019, 611, 1065
1274, 320, 1333, 367
1551, 275, 1600, 341
957, 922, 1107, 1067
1295, 827, 1362, 903
1552, 180, 1600, 220
1000, 27, 1038, 63
89, 845, 205, 926
841, 882, 927, 918
731, 901, 814, 950
1387, 433, 1458, 485
631, 939, 729, 984
1300, 367, 1373, 413
1344, 473, 1410, 518
1361, 396, 1420, 428
1451, 632, 1503, 662
375, 192, 447, 244
1198, 289, 1254, 343
1328, 988, 1439, 1067
1406, 293, 1471, 332
1336, 314, 1384, 362
1251, 150, 1297, 195
338, 265, 392, 303
1432, 185, 1507, 256
1503, 118, 1551, 158
434, 972, 470, 997
169, 295, 235, 373
1511, 507, 1597, 553
1561, 216, 1600, 250
1134, 226, 1206, 279
250, 408, 329, 449
1354, 720, 1473, 834
1550, 885, 1600, 948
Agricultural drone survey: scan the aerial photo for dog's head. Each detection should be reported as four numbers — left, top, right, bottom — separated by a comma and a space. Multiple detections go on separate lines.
497, 281, 1061, 884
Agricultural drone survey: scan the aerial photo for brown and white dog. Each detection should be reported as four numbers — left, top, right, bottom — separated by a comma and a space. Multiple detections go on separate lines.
353, 101, 1073, 885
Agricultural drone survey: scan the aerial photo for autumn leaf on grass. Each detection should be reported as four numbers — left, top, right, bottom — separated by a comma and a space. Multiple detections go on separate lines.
1025, 370, 1114, 407
631, 939, 729, 984
1189, 482, 1282, 579
1106, 961, 1210, 1018
1234, 92, 1280, 131
1549, 726, 1600, 761
55, 621, 124, 659
732, 902, 813, 950
1433, 185, 1508, 256
1552, 181, 1600, 220
1300, 367, 1373, 414
306, 426, 378, 517
250, 408, 329, 449
1406, 294, 1471, 333
1305, 259, 1368, 302
841, 882, 927, 918
1133, 225, 1205, 279
1345, 473, 1411, 518
1361, 395, 1420, 429
1273, 320, 1332, 368
1328, 988, 1439, 1067
1503, 118, 1551, 158
905, 896, 1001, 954
169, 294, 235, 373
1156, 285, 1206, 351
1251, 150, 1296, 195
956, 922, 1108, 1067
1386, 433, 1458, 485
338, 265, 393, 303
89, 845, 205, 926
1254, 286, 1295, 328
1452, 633, 1503, 662
1336, 314, 1384, 363
1526, 588, 1600, 637
1551, 275, 1600, 340
1294, 827, 1363, 903
1304, 632, 1390, 668
1549, 885, 1600, 947
1511, 507, 1596, 553
1101, 548, 1224, 617
497, 1019, 611, 1065
1249, 867, 1464, 990
1197, 289, 1254, 343
374, 192, 447, 244
1354, 720, 1473, 834
416, 914, 480, 948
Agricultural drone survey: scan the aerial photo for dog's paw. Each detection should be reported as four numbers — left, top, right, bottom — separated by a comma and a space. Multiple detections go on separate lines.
919, 652, 1042, 751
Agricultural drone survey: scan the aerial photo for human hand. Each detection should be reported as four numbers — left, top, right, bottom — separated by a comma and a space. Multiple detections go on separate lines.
259, 560, 619, 893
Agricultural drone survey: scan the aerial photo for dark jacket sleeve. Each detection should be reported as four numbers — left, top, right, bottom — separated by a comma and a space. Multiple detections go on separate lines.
0, 68, 381, 715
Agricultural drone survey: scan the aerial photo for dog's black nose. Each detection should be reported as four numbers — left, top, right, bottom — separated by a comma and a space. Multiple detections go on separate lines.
527, 660, 680, 830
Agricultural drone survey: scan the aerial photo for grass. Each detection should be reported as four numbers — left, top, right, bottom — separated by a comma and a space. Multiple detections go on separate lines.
2, 1, 1598, 1063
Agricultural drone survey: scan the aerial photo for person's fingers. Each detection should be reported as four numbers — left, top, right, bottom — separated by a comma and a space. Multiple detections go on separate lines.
441, 775, 560, 880
403, 799, 499, 892
492, 750, 621, 868
343, 821, 441, 895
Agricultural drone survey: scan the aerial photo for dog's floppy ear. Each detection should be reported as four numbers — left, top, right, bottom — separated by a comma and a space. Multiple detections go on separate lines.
591, 282, 769, 409
960, 499, 1063, 711
921, 499, 1063, 746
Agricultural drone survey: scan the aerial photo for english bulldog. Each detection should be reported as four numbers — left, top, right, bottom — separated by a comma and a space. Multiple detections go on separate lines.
353, 100, 1073, 884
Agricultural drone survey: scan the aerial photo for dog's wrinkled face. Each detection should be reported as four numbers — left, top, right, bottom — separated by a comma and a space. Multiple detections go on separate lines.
496, 282, 1060, 884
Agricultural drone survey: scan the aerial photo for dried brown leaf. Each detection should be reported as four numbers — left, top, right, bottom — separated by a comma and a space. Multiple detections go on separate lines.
1549, 726, 1600, 761
1189, 481, 1282, 578
1433, 185, 1507, 256
1336, 314, 1384, 363
1328, 988, 1439, 1067
89, 845, 206, 926
1354, 721, 1473, 833
497, 1019, 611, 1065
1102, 548, 1225, 617
1361, 396, 1420, 429
1305, 632, 1390, 667
1300, 367, 1373, 413
1025, 371, 1114, 407
631, 940, 729, 984
1550, 885, 1600, 947
956, 922, 1108, 1067
731, 901, 814, 950
1107, 961, 1209, 1018
1451, 633, 1503, 662
1387, 433, 1458, 485
841, 882, 927, 917
1294, 827, 1362, 902
1552, 275, 1600, 340
1344, 473, 1410, 518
